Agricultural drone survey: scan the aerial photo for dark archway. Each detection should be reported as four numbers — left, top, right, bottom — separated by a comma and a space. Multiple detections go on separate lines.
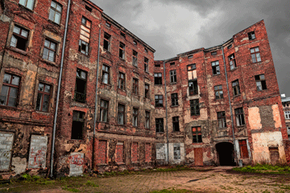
216, 142, 235, 166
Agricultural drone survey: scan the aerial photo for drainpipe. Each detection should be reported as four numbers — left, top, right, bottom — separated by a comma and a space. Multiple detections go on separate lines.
163, 61, 170, 164
221, 45, 239, 166
92, 28, 101, 171
50, 0, 71, 178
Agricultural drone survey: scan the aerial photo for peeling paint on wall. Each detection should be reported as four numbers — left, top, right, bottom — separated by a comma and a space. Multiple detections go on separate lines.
272, 104, 282, 128
248, 107, 262, 130
69, 152, 84, 176
0, 132, 14, 170
28, 135, 48, 169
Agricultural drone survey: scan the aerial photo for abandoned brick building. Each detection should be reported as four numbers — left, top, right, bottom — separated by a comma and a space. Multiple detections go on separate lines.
0, 0, 288, 179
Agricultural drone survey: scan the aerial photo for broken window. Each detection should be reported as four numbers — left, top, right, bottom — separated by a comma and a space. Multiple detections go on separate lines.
132, 108, 138, 127
144, 48, 148, 53
171, 93, 178, 106
0, 73, 20, 107
155, 95, 163, 107
172, 116, 180, 132
190, 99, 200, 116
79, 17, 91, 55
189, 80, 198, 96
133, 40, 137, 46
235, 107, 245, 126
228, 54, 236, 70
250, 47, 261, 63
118, 72, 125, 90
10, 25, 29, 51
170, 70, 177, 83
102, 65, 110, 84
232, 80, 240, 96
74, 69, 87, 103
174, 144, 181, 160
85, 5, 92, 12
255, 74, 267, 91
156, 118, 164, 133
188, 55, 193, 59
214, 85, 223, 99
187, 64, 197, 79
105, 21, 111, 28
227, 44, 232, 49
19, 0, 35, 10
71, 111, 85, 139
118, 104, 125, 125
248, 31, 256, 40
239, 140, 249, 158
103, 32, 111, 51
100, 99, 108, 122
155, 63, 160, 67
145, 111, 150, 129
154, 73, 162, 85
211, 61, 220, 75
119, 42, 125, 59
144, 57, 149, 73
120, 32, 126, 38
217, 111, 226, 128
192, 126, 202, 143
132, 78, 138, 95
211, 51, 217, 56
133, 50, 138, 67
170, 62, 175, 65
43, 39, 56, 62
145, 83, 149, 98
36, 83, 51, 112
49, 1, 62, 24
284, 111, 290, 119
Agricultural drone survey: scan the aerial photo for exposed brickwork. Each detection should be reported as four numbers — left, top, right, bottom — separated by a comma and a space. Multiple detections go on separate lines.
145, 143, 152, 162
115, 143, 124, 163
97, 140, 107, 164
131, 142, 138, 162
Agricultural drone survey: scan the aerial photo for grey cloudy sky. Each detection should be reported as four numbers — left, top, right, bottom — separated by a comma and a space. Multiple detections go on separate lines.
92, 0, 290, 96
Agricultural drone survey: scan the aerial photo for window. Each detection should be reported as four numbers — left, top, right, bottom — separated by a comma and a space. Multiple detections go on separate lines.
248, 31, 256, 40
145, 83, 149, 98
155, 95, 163, 107
100, 99, 108, 122
217, 111, 226, 128
173, 144, 181, 160
227, 44, 232, 49
103, 32, 111, 51
145, 111, 150, 129
190, 99, 200, 116
214, 85, 223, 99
189, 80, 198, 96
119, 42, 125, 59
156, 118, 164, 133
211, 61, 220, 75
133, 40, 137, 45
120, 32, 126, 38
170, 62, 175, 65
287, 127, 290, 139
132, 78, 138, 95
211, 51, 217, 56
43, 39, 56, 62
172, 116, 180, 132
232, 80, 240, 96
255, 74, 267, 91
85, 5, 92, 12
19, 0, 35, 10
235, 108, 245, 126
10, 25, 29, 51
154, 73, 162, 85
144, 48, 148, 53
144, 57, 149, 73
192, 127, 202, 143
0, 73, 20, 107
239, 140, 249, 158
118, 72, 125, 90
228, 54, 236, 70
188, 55, 193, 59
285, 111, 290, 119
118, 104, 125, 125
250, 47, 261, 63
155, 63, 160, 67
132, 108, 138, 127
79, 17, 91, 55
171, 93, 178, 106
49, 1, 62, 24
187, 63, 196, 71
36, 83, 51, 112
102, 65, 110, 84
170, 70, 177, 83
71, 111, 85, 139
74, 69, 87, 103
133, 50, 138, 66
105, 21, 111, 28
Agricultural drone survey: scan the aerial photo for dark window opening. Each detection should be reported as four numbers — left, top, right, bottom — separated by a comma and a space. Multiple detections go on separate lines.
248, 31, 256, 40
144, 57, 149, 72
36, 83, 51, 112
171, 93, 178, 106
100, 99, 108, 122
74, 69, 87, 103
118, 72, 125, 90
132, 108, 138, 127
211, 61, 220, 75
214, 85, 223, 99
118, 104, 125, 125
235, 108, 245, 126
217, 111, 226, 128
173, 116, 180, 132
188, 55, 193, 59
155, 95, 163, 107
170, 70, 177, 83
119, 42, 125, 59
132, 78, 138, 95
190, 99, 200, 116
133, 40, 137, 45
187, 63, 196, 71
71, 111, 85, 139
232, 80, 240, 96
102, 65, 110, 84
10, 25, 29, 51
170, 62, 175, 65
228, 54, 236, 70
255, 74, 267, 91
155, 63, 160, 67
156, 118, 164, 133
154, 73, 162, 85
85, 5, 92, 12
120, 32, 126, 38
189, 79, 198, 96
133, 50, 138, 67
0, 73, 20, 107
145, 83, 149, 98
192, 126, 202, 143
211, 51, 217, 56
145, 111, 150, 129
227, 44, 232, 49
103, 32, 111, 51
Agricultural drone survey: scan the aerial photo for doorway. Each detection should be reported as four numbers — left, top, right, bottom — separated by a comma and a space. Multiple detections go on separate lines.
216, 142, 235, 166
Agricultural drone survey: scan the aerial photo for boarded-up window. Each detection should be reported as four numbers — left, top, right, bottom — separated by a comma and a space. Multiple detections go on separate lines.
174, 143, 181, 160
0, 132, 14, 170
269, 147, 279, 165
145, 143, 151, 162
116, 142, 124, 163
239, 140, 249, 158
28, 135, 48, 169
79, 17, 91, 55
97, 140, 107, 164
131, 142, 138, 162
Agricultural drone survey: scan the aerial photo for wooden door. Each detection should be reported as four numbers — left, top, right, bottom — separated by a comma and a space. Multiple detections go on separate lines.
194, 148, 203, 166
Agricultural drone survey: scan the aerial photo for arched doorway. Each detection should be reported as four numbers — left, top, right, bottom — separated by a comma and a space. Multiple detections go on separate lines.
216, 142, 235, 166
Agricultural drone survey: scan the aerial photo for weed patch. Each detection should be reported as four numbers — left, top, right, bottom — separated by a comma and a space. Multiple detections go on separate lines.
233, 164, 290, 174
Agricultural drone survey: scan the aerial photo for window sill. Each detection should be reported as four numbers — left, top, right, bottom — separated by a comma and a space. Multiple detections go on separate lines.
119, 58, 125, 62
97, 163, 108, 166
48, 20, 61, 27
212, 73, 221, 76
79, 52, 90, 57
19, 4, 34, 13
171, 105, 179, 108
116, 124, 125, 127
154, 84, 163, 86
170, 82, 177, 85
0, 105, 18, 110
155, 106, 164, 108
116, 162, 125, 165
230, 67, 238, 71
233, 94, 241, 98
40, 58, 58, 67
8, 47, 28, 56
35, 110, 50, 115
67, 139, 86, 144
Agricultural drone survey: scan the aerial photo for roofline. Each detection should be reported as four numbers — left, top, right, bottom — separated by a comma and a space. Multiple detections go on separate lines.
83, 0, 103, 12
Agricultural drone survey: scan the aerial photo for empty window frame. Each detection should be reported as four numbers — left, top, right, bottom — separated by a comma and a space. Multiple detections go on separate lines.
192, 126, 202, 143
173, 144, 181, 160
10, 25, 29, 51
133, 40, 137, 46
145, 83, 149, 98
255, 74, 267, 91
235, 108, 245, 126
100, 99, 108, 122
43, 39, 56, 62
119, 42, 125, 59
103, 32, 111, 51
171, 93, 178, 106
227, 44, 232, 49
170, 62, 175, 65
156, 118, 164, 133
120, 32, 126, 38
79, 17, 91, 55
211, 61, 220, 75
170, 70, 177, 83
71, 111, 85, 139
132, 50, 138, 67
228, 54, 236, 70
214, 85, 223, 99
154, 73, 162, 85
132, 108, 138, 127
239, 140, 249, 158
217, 111, 226, 128
172, 116, 180, 132
155, 63, 160, 67
211, 51, 217, 56
0, 73, 20, 107
285, 111, 290, 119
248, 31, 256, 40
102, 65, 110, 84
144, 57, 149, 73
105, 21, 111, 28
188, 55, 193, 59
145, 111, 150, 129
36, 83, 51, 112
232, 80, 240, 96
19, 0, 35, 10
155, 95, 163, 107
132, 78, 138, 95
144, 48, 148, 53
118, 72, 125, 90
187, 63, 196, 71
49, 1, 62, 24
85, 5, 92, 12
190, 99, 200, 116
74, 69, 87, 103
118, 104, 125, 125
250, 47, 261, 63
189, 80, 198, 96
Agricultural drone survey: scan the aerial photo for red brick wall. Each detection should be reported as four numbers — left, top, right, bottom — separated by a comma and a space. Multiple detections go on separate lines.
131, 142, 138, 162
145, 143, 151, 162
116, 143, 124, 163
97, 140, 107, 164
